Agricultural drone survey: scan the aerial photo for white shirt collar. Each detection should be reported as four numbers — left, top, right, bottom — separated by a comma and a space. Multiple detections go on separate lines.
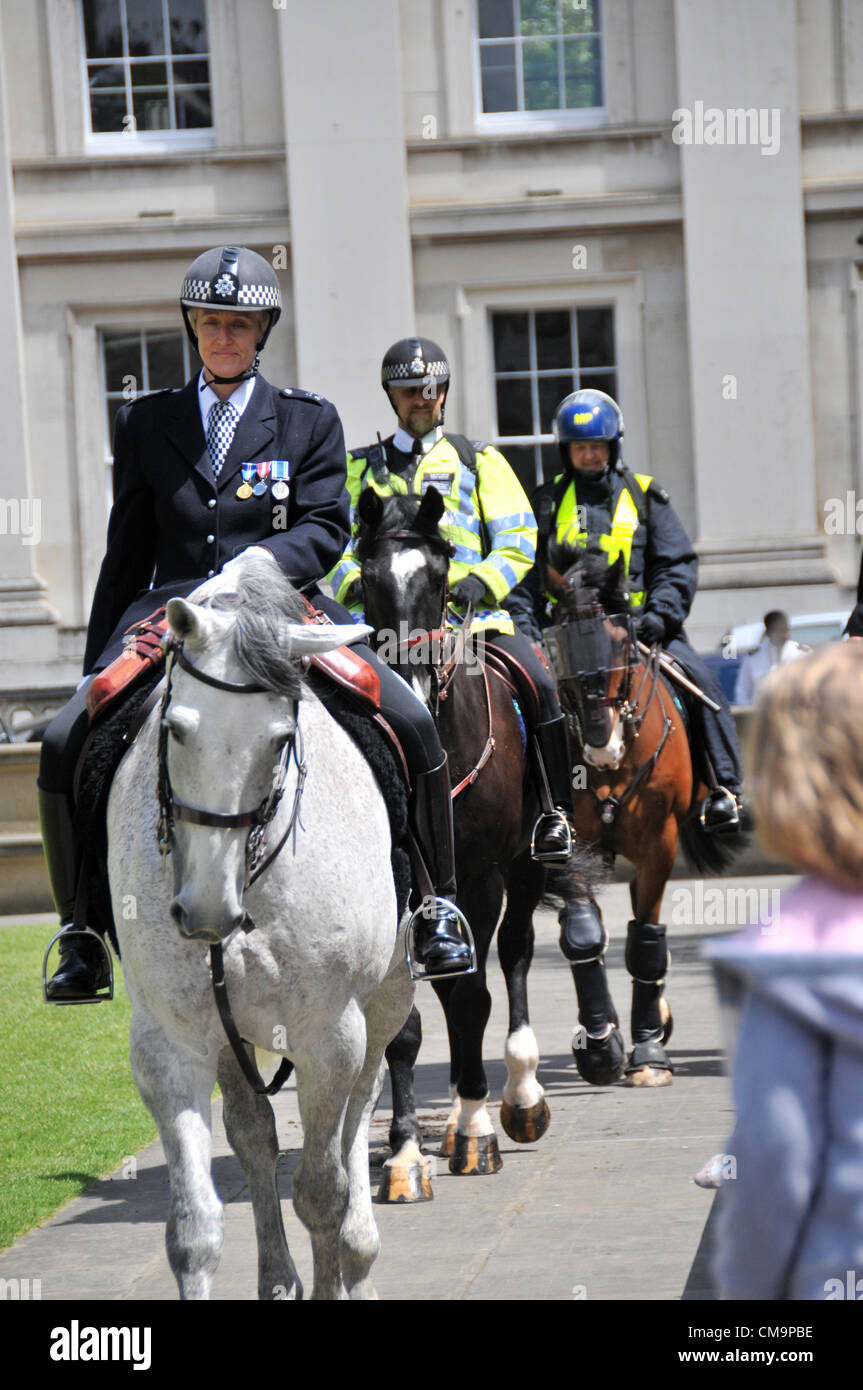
393, 423, 444, 455
197, 370, 256, 432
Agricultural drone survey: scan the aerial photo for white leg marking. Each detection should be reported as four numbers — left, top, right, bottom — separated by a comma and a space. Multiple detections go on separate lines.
457, 1095, 495, 1138
502, 1023, 544, 1109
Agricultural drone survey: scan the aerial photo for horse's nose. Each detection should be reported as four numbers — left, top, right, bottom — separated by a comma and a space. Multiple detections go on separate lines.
170, 899, 244, 942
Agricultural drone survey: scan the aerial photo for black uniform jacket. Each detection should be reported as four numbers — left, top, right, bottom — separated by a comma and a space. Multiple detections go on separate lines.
83, 373, 350, 673
506, 463, 698, 644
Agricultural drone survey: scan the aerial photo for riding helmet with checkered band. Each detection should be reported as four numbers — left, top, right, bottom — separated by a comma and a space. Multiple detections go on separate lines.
180, 247, 282, 377
381, 338, 450, 397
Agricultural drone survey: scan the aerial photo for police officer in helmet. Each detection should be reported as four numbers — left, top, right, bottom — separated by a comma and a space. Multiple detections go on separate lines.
509, 387, 745, 831
40, 252, 476, 1003
330, 336, 577, 862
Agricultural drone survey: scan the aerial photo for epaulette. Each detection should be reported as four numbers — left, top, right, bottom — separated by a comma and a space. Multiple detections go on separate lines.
280, 387, 325, 404
646, 479, 670, 504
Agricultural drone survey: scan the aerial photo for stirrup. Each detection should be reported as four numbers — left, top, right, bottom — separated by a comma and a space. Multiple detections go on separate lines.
405, 897, 477, 982
698, 786, 740, 833
530, 811, 573, 864
42, 925, 114, 1005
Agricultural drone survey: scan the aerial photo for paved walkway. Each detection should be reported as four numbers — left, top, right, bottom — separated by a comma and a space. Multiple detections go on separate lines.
1, 877, 789, 1301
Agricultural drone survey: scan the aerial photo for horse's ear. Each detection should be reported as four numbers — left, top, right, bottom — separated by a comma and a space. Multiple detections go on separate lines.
544, 564, 567, 600
357, 487, 383, 528
609, 553, 628, 596
417, 485, 445, 528
167, 597, 208, 648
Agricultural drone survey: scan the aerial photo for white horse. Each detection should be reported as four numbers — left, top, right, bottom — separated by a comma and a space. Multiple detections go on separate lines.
107, 552, 413, 1299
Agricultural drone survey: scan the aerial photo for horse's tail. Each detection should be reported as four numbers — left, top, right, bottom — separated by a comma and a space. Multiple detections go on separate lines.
678, 814, 748, 876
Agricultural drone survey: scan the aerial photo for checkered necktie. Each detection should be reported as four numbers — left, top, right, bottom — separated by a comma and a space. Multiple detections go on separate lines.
206, 400, 239, 479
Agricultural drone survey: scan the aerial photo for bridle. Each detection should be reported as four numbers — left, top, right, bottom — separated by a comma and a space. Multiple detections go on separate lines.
155, 636, 307, 1096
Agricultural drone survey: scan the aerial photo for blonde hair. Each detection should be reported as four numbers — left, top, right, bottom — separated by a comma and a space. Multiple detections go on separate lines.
747, 641, 863, 888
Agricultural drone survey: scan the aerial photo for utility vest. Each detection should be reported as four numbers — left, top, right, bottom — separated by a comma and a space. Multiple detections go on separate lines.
553, 471, 654, 607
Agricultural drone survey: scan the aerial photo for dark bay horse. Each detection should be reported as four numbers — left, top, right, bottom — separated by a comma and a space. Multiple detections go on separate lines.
543, 546, 741, 1087
355, 486, 558, 1198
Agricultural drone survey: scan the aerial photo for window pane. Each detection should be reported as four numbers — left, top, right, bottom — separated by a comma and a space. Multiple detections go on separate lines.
498, 443, 539, 495
493, 312, 531, 372
478, 0, 515, 40
88, 63, 125, 89
564, 37, 602, 108
496, 378, 534, 437
107, 396, 126, 447
563, 0, 599, 35
83, 0, 123, 59
133, 89, 170, 129
539, 441, 561, 483
103, 331, 142, 393
539, 375, 574, 433
169, 0, 208, 54
174, 87, 212, 128
146, 331, 185, 390
523, 39, 560, 111
520, 0, 558, 37
172, 58, 209, 85
580, 369, 617, 399
535, 310, 572, 370
90, 91, 129, 132
480, 44, 518, 112
126, 0, 166, 56
131, 61, 167, 86
576, 307, 615, 367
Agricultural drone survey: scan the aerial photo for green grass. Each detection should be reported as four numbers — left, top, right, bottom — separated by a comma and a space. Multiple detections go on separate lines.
0, 924, 158, 1250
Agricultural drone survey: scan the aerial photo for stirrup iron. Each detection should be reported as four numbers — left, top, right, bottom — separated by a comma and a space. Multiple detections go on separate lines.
42, 925, 114, 1005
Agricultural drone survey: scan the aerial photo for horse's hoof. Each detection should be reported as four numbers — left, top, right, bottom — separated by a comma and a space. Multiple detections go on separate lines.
573, 1027, 626, 1086
438, 1123, 457, 1158
449, 1132, 503, 1175
375, 1158, 433, 1204
659, 995, 673, 1045
500, 1097, 551, 1144
624, 1038, 673, 1088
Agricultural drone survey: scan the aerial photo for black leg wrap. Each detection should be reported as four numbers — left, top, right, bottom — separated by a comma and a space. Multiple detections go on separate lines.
626, 922, 671, 1052
569, 959, 616, 1035
570, 961, 625, 1084
624, 919, 669, 984
630, 979, 666, 1044
558, 898, 606, 964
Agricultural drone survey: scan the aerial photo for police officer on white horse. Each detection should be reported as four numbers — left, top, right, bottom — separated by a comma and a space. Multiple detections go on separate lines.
39, 248, 476, 1004
509, 387, 745, 832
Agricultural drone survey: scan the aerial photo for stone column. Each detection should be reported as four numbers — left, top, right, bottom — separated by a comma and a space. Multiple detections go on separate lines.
277, 0, 416, 445
0, 34, 58, 683
674, 0, 833, 642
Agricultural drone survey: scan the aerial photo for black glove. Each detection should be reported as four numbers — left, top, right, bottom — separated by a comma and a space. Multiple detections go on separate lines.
451, 574, 488, 609
637, 611, 666, 647
344, 578, 363, 607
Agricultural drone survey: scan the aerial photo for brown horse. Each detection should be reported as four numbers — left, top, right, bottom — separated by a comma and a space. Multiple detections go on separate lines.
543, 546, 740, 1087
355, 485, 565, 1199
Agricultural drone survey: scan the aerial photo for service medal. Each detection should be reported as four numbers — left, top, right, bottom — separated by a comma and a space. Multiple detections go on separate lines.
236, 482, 253, 499
272, 480, 289, 500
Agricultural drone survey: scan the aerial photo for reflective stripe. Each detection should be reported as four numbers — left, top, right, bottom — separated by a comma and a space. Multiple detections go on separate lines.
495, 531, 535, 560
486, 510, 533, 535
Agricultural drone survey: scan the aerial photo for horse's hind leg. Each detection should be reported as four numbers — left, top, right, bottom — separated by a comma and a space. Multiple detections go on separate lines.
497, 852, 551, 1143
129, 1008, 222, 1299
625, 828, 676, 1088
217, 1045, 302, 1301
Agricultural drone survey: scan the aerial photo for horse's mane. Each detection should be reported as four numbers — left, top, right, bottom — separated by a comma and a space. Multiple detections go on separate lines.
199, 552, 309, 698
547, 543, 630, 616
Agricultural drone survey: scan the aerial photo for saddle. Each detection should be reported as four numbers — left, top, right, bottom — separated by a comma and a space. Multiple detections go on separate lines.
482, 641, 543, 729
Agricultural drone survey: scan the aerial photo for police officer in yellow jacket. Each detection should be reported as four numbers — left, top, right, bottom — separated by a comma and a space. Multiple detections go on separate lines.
330, 337, 575, 860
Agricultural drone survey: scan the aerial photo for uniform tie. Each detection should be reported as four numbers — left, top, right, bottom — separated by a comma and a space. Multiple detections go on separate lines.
206, 399, 239, 479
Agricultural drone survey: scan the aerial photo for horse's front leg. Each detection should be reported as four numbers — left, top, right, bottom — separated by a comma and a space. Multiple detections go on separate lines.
129, 1007, 222, 1299
292, 1000, 367, 1300
378, 1004, 431, 1204
216, 1044, 302, 1301
624, 816, 676, 1088
497, 851, 551, 1143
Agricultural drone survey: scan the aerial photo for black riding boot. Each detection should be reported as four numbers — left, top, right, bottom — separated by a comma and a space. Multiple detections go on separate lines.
530, 714, 575, 862
405, 756, 475, 981
39, 788, 110, 1002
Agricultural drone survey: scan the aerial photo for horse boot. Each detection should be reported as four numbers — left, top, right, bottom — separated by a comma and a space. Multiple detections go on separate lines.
558, 899, 625, 1085
39, 788, 112, 1004
405, 755, 476, 981
530, 713, 575, 863
624, 919, 673, 1087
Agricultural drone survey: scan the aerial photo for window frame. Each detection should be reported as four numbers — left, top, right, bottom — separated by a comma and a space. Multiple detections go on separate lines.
78, 0, 216, 154
472, 0, 607, 135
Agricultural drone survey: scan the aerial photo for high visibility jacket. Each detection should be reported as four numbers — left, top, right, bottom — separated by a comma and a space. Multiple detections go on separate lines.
506, 464, 698, 644
328, 434, 537, 635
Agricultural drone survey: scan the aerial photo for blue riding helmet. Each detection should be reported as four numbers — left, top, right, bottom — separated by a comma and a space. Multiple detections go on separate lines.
553, 389, 624, 468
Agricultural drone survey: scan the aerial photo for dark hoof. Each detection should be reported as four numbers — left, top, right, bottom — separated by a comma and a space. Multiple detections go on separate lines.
624, 1038, 673, 1088
449, 1132, 503, 1175
573, 1027, 626, 1086
500, 1097, 551, 1144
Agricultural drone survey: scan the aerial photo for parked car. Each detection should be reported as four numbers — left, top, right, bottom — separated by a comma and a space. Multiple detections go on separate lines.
698, 611, 850, 706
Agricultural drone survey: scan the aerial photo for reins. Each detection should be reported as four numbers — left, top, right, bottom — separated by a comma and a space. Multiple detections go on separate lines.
155, 637, 306, 1095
